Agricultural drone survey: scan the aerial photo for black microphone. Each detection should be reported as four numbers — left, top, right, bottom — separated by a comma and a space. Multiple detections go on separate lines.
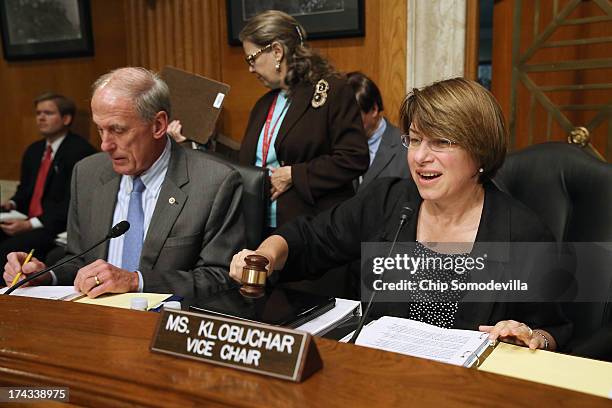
4, 221, 130, 295
349, 204, 414, 344
108, 220, 130, 239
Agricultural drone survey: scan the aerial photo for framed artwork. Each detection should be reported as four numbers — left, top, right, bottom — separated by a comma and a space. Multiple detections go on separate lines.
0, 0, 94, 61
227, 0, 364, 46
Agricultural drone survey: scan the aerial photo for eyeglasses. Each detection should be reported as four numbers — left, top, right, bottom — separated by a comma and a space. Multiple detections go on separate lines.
400, 134, 458, 152
244, 44, 272, 67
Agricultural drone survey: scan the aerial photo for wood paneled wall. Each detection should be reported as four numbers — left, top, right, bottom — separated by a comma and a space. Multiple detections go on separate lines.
124, 0, 407, 143
492, 0, 611, 158
0, 0, 127, 181
0, 0, 406, 181
125, 0, 222, 79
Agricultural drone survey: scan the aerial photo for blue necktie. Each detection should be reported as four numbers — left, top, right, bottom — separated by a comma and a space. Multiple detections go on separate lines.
121, 177, 145, 272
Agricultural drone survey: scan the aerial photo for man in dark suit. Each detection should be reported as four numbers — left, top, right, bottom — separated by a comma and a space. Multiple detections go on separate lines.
347, 72, 410, 190
342, 72, 412, 298
0, 93, 96, 264
3, 67, 245, 299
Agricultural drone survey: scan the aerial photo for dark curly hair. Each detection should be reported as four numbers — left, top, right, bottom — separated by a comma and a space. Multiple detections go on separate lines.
239, 10, 339, 91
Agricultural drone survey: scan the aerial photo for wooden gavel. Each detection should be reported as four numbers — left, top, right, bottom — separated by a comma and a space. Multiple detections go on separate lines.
239, 254, 268, 298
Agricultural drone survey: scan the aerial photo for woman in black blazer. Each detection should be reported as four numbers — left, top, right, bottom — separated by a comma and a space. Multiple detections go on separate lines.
238, 10, 369, 231
230, 78, 571, 351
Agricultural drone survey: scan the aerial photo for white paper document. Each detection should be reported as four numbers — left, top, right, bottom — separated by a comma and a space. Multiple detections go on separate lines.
296, 298, 361, 336
0, 210, 27, 222
0, 286, 81, 300
353, 316, 491, 367
55, 231, 68, 246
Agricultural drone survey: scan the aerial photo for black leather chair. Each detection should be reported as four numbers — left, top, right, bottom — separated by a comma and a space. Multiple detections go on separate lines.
198, 150, 269, 249
494, 142, 612, 360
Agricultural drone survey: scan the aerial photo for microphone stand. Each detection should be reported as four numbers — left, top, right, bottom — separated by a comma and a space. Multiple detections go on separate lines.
349, 206, 413, 344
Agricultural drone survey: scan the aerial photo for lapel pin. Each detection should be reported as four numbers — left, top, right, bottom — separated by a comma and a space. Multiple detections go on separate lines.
169, 197, 176, 205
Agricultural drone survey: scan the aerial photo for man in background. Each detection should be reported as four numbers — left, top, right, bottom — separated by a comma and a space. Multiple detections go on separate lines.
347, 71, 410, 190
0, 93, 96, 264
343, 72, 411, 299
3, 67, 245, 299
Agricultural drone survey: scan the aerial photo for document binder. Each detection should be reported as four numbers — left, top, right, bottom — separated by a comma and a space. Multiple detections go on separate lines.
161, 66, 230, 144
342, 316, 495, 367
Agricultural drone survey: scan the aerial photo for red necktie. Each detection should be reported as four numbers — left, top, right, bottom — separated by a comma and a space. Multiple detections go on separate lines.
28, 145, 53, 218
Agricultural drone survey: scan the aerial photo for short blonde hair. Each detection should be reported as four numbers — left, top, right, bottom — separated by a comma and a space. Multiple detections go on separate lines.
400, 77, 507, 181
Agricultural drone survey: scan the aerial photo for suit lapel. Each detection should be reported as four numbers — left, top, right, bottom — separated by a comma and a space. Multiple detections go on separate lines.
362, 144, 392, 187
275, 83, 312, 150
382, 184, 420, 243
361, 121, 401, 188
140, 141, 188, 272
91, 161, 121, 261
474, 182, 511, 244
241, 92, 277, 165
43, 133, 71, 192
456, 183, 511, 329
27, 140, 45, 196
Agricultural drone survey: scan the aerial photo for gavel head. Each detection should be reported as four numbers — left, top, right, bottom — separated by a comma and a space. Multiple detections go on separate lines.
239, 254, 268, 298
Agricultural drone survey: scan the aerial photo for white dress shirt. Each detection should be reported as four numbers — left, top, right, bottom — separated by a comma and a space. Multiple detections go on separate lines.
107, 138, 171, 291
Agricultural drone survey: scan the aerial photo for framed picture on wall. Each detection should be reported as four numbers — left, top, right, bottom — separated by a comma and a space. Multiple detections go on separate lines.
0, 0, 94, 61
226, 0, 365, 46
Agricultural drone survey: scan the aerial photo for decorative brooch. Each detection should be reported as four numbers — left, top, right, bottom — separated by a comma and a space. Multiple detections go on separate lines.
311, 79, 329, 108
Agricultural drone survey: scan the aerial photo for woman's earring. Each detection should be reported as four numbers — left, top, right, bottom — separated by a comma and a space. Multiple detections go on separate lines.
275, 60, 281, 72
478, 168, 484, 173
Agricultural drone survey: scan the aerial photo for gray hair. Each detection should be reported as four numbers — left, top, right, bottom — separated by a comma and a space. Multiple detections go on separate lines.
92, 67, 171, 122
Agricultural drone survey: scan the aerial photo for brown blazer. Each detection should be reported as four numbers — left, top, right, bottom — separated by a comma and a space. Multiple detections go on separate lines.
239, 76, 369, 227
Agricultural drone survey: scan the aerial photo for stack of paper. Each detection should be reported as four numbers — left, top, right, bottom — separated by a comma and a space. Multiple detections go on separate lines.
296, 298, 361, 336
345, 316, 492, 367
55, 231, 68, 246
1, 286, 171, 310
0, 286, 81, 300
0, 210, 27, 222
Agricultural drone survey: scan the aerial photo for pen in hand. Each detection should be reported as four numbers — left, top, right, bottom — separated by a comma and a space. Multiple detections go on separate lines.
10, 249, 35, 287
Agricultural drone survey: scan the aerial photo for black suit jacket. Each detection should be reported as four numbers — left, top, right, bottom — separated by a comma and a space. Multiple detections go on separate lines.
11, 132, 96, 234
358, 119, 410, 190
239, 76, 369, 226
277, 177, 572, 348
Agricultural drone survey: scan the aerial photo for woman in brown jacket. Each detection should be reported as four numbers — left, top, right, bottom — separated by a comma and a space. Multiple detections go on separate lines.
238, 10, 369, 233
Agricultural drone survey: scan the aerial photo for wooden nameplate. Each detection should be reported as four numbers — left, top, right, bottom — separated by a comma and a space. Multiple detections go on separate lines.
150, 309, 322, 382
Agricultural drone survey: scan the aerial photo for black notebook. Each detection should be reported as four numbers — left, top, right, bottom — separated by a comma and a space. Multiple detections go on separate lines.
190, 287, 336, 329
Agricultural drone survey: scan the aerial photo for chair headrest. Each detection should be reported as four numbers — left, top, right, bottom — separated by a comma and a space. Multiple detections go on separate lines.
198, 150, 268, 249
495, 142, 612, 242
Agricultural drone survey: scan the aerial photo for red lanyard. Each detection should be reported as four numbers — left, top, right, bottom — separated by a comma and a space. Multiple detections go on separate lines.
261, 93, 289, 167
